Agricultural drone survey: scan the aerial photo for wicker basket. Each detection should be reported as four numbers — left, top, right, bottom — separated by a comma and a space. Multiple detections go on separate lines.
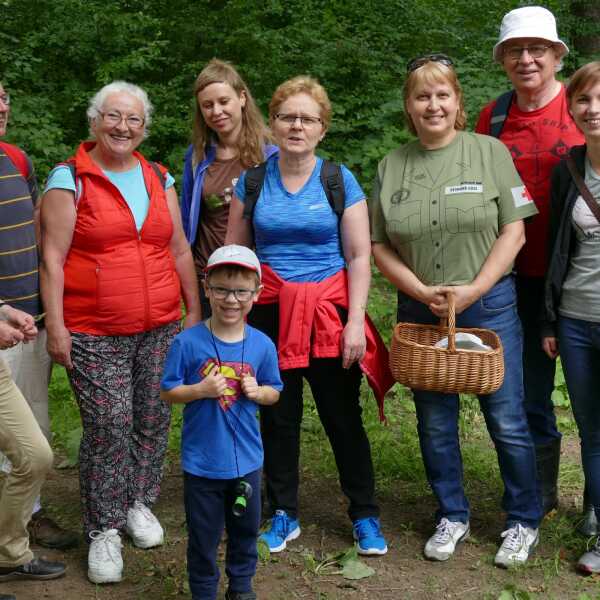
389, 292, 504, 395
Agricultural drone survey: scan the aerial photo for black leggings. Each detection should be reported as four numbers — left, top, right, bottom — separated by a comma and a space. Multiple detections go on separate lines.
248, 303, 379, 521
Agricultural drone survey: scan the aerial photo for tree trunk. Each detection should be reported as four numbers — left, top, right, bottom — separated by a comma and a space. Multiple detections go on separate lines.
571, 1, 600, 56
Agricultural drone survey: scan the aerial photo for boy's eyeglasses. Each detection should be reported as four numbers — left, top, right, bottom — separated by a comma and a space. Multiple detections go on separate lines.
407, 53, 454, 73
207, 286, 256, 302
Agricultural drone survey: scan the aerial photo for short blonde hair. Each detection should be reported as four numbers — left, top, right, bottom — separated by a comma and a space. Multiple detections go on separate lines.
567, 61, 600, 107
269, 76, 331, 130
403, 61, 466, 135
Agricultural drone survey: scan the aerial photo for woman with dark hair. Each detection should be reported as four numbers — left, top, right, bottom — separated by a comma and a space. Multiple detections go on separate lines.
370, 55, 541, 567
542, 61, 600, 574
181, 59, 276, 316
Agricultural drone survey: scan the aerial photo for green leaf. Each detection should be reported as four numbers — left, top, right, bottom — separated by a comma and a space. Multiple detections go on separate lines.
341, 558, 374, 580
257, 539, 270, 562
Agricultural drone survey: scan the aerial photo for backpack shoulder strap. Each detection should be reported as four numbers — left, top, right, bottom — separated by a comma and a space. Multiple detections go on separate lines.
320, 159, 345, 219
243, 162, 267, 221
0, 141, 29, 179
149, 161, 167, 190
489, 90, 515, 139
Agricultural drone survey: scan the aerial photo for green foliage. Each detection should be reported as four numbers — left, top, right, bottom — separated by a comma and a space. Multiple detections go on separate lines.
0, 0, 593, 187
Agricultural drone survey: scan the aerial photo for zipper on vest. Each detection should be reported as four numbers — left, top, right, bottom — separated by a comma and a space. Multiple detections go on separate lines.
136, 238, 151, 331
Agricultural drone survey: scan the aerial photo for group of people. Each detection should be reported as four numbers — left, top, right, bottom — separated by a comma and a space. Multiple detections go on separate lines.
1, 4, 600, 600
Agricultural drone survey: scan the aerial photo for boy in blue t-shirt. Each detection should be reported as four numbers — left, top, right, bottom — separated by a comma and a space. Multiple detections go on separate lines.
161, 245, 282, 600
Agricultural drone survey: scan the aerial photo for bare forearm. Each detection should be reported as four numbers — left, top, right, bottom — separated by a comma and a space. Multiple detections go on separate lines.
40, 260, 66, 330
346, 254, 370, 323
253, 385, 280, 406
160, 383, 205, 404
174, 249, 201, 317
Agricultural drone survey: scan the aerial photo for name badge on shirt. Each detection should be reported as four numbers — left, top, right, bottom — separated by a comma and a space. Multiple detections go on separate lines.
445, 184, 483, 194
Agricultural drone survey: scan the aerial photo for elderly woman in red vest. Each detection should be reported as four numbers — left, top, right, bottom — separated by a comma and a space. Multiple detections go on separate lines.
40, 81, 200, 585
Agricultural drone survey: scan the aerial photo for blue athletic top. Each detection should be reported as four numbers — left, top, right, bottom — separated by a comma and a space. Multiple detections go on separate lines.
45, 163, 175, 232
161, 322, 282, 479
235, 156, 365, 282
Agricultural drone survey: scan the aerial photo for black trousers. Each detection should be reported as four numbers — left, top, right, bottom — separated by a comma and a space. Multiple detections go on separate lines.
248, 303, 379, 522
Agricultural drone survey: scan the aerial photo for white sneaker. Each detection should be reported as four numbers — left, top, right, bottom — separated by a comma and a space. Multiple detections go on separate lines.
88, 529, 123, 584
494, 523, 538, 568
125, 500, 164, 548
424, 518, 470, 561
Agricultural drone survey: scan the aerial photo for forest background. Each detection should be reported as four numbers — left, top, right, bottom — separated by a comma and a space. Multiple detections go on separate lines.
3, 1, 600, 599
2, 0, 599, 189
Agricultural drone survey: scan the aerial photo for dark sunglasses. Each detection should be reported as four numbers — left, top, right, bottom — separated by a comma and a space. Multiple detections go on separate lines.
406, 53, 454, 73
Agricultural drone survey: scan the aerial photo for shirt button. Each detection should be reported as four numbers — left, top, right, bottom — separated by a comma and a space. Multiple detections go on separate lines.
432, 220, 437, 225
432, 200, 437, 204
435, 242, 440, 247
436, 264, 441, 269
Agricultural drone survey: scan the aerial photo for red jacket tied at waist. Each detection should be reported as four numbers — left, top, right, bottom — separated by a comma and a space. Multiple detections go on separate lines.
257, 264, 394, 420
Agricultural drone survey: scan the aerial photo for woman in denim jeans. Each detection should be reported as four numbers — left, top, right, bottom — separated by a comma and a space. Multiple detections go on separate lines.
542, 61, 600, 574
369, 55, 542, 567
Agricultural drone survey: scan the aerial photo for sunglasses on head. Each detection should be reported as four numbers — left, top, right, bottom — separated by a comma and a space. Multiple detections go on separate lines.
406, 53, 454, 73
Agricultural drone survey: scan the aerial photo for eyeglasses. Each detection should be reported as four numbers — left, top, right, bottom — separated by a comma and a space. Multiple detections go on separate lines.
207, 286, 257, 302
275, 113, 322, 127
98, 110, 145, 129
503, 45, 552, 61
0, 94, 10, 106
407, 53, 454, 73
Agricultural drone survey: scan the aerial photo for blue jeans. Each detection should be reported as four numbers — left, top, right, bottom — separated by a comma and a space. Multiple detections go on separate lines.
516, 276, 560, 446
397, 276, 541, 528
558, 316, 600, 521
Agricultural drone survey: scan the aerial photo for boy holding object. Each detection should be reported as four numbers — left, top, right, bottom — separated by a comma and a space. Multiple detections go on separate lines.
161, 245, 282, 600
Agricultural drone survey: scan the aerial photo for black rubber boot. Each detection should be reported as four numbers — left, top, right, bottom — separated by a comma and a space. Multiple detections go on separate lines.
535, 438, 560, 515
578, 486, 599, 537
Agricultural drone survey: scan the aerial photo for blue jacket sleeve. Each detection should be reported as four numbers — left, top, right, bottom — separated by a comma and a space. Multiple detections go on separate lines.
181, 145, 195, 242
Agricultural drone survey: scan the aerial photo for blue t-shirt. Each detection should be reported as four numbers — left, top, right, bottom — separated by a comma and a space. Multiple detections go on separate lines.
161, 322, 283, 479
234, 156, 365, 282
45, 163, 175, 231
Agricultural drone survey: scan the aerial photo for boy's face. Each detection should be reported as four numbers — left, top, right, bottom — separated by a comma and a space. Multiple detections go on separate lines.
205, 269, 261, 328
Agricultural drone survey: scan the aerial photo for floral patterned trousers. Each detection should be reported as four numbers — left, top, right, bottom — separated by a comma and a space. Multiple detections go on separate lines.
68, 321, 179, 538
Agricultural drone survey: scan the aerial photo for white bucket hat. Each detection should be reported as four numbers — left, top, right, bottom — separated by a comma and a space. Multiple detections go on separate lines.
493, 6, 569, 62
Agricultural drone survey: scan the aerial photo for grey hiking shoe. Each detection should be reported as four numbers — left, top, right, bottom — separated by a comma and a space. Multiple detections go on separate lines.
577, 536, 600, 574
494, 524, 538, 568
424, 518, 470, 561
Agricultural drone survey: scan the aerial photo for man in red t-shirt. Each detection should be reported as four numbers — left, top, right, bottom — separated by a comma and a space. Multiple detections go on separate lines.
476, 7, 586, 524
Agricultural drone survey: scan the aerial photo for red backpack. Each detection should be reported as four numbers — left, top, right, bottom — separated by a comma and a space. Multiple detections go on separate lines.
0, 141, 30, 178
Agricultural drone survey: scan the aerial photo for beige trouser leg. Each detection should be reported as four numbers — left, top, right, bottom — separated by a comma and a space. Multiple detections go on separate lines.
0, 358, 53, 567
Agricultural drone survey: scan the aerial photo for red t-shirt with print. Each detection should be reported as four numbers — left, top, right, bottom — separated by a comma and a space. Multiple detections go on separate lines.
476, 87, 584, 277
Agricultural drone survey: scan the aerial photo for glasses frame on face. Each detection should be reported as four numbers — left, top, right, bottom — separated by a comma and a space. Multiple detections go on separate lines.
0, 93, 10, 107
275, 113, 322, 128
98, 110, 145, 130
407, 53, 454, 73
503, 44, 553, 61
207, 285, 257, 302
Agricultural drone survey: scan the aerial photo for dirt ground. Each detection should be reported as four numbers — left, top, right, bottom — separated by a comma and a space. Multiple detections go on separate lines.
5, 439, 600, 600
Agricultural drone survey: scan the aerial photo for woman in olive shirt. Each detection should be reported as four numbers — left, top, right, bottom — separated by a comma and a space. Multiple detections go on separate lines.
369, 55, 541, 568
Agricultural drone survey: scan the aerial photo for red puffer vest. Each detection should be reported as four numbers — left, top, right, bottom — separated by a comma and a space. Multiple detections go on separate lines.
62, 142, 181, 335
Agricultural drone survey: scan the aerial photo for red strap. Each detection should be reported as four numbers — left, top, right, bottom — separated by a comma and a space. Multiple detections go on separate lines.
0, 141, 29, 179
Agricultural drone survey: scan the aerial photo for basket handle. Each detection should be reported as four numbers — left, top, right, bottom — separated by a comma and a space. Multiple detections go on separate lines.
441, 290, 457, 353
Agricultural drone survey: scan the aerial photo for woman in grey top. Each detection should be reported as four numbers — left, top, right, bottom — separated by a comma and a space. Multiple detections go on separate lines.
543, 61, 600, 575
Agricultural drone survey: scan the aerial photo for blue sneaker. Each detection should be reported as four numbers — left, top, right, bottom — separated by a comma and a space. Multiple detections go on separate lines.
259, 510, 300, 553
352, 517, 388, 555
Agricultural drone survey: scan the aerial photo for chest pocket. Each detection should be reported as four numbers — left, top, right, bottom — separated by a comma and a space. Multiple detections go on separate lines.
444, 188, 494, 234
385, 198, 423, 242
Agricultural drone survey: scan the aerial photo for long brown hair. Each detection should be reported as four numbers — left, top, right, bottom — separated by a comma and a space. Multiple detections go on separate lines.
191, 59, 272, 168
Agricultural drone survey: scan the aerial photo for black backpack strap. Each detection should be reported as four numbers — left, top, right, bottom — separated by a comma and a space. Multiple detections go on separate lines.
242, 162, 267, 221
320, 159, 345, 219
489, 90, 515, 139
149, 161, 167, 190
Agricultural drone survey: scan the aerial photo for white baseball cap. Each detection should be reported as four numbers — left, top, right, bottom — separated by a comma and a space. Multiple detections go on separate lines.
493, 6, 569, 63
206, 244, 261, 280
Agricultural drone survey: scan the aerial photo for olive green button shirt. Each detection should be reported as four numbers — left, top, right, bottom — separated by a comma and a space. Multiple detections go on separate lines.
369, 131, 538, 285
